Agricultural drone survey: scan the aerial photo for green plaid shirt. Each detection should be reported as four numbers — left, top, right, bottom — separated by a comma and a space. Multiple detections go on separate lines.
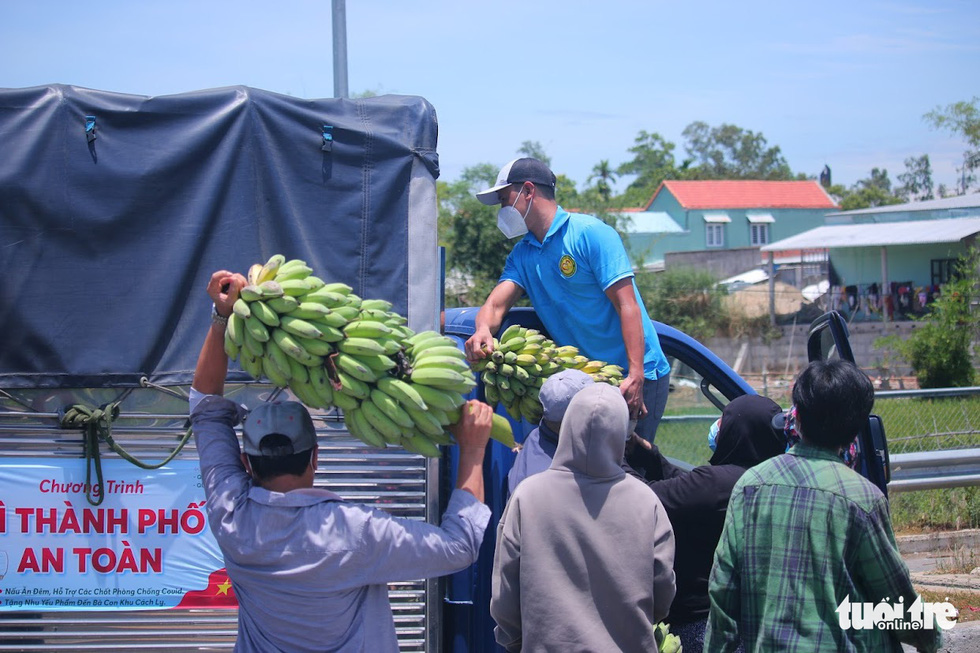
704, 443, 943, 653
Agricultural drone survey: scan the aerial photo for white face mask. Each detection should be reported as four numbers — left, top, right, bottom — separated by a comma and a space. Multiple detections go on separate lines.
496, 188, 532, 239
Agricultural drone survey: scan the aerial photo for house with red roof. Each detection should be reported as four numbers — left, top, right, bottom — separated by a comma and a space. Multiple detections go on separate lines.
621, 179, 839, 271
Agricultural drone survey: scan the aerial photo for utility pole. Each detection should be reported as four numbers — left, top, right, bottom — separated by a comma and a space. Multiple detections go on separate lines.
332, 0, 349, 99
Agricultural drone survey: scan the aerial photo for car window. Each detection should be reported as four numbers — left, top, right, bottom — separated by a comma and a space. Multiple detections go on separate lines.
807, 311, 855, 364
814, 326, 843, 361
654, 357, 724, 469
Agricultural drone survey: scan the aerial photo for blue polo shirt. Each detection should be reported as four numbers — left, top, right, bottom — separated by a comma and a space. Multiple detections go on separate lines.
500, 207, 670, 380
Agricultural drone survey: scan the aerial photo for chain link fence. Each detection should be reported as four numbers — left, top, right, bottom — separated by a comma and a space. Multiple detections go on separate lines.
660, 370, 980, 530
662, 371, 980, 461
730, 376, 980, 455
872, 387, 980, 455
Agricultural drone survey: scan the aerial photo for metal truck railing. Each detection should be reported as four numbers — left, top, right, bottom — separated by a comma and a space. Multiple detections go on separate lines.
0, 384, 433, 652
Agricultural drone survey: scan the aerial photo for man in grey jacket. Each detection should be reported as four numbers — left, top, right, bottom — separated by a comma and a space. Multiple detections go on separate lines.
491, 383, 676, 652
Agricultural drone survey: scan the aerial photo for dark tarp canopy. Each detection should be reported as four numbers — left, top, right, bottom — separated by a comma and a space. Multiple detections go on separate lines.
0, 84, 440, 389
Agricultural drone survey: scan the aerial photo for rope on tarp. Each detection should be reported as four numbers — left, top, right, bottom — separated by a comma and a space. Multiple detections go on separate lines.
57, 392, 193, 506
139, 376, 189, 400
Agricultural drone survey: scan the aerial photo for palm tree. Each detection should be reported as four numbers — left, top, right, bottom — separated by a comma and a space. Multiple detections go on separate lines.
588, 159, 616, 201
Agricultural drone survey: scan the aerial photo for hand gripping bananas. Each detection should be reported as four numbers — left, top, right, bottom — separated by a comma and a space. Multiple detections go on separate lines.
224, 254, 515, 455
471, 323, 626, 423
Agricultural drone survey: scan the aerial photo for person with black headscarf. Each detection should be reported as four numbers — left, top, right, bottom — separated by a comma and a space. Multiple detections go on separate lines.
625, 393, 786, 653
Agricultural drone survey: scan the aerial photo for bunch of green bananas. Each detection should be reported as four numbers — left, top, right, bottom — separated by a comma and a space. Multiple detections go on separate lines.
471, 323, 625, 423
654, 621, 682, 653
223, 254, 515, 455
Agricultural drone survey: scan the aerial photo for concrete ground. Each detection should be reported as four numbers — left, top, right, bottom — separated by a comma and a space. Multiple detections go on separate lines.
899, 530, 980, 652
917, 622, 980, 653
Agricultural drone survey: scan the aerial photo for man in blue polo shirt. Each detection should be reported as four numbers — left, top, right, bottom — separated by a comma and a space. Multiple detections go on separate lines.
464, 157, 671, 443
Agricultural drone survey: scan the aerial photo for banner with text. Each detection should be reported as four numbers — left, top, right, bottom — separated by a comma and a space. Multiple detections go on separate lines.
0, 459, 237, 611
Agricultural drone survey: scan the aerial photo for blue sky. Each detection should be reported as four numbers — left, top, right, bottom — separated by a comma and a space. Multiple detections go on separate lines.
2, 0, 977, 198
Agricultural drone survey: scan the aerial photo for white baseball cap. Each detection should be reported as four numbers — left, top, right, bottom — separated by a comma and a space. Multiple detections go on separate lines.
475, 157, 557, 205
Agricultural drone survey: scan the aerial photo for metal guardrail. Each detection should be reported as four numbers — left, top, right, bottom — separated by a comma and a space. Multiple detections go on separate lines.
887, 447, 980, 492
875, 386, 980, 492
875, 386, 980, 399
662, 384, 980, 493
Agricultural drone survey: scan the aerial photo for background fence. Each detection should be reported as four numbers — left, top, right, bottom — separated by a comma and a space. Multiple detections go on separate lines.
874, 387, 980, 453
872, 387, 980, 494
657, 382, 980, 495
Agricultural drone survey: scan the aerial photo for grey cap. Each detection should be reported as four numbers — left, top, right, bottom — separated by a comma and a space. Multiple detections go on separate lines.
539, 369, 595, 423
242, 401, 317, 456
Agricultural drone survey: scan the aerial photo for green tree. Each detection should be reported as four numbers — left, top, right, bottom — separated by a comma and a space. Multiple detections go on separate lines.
439, 164, 517, 307
555, 173, 579, 207
858, 167, 894, 194
634, 267, 727, 342
517, 140, 551, 167
587, 159, 617, 201
925, 97, 980, 194
831, 168, 905, 210
681, 121, 794, 180
616, 131, 680, 207
896, 154, 934, 202
880, 247, 980, 388
838, 187, 902, 210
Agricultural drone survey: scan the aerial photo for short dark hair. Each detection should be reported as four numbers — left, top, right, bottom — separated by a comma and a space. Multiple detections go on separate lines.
246, 433, 313, 480
526, 181, 555, 202
792, 360, 874, 450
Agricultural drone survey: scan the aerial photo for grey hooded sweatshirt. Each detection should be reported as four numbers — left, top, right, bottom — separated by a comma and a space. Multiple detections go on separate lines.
491, 384, 676, 652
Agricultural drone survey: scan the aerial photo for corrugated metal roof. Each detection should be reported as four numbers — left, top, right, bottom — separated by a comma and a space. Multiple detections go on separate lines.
650, 180, 838, 210
719, 268, 769, 286
761, 216, 980, 251
826, 193, 980, 217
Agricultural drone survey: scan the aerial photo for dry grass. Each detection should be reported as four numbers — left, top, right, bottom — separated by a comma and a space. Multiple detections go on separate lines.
891, 487, 980, 534
721, 282, 810, 319
916, 588, 980, 624
936, 546, 980, 575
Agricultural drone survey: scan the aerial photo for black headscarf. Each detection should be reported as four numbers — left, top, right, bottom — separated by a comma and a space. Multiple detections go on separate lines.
624, 393, 788, 626
708, 394, 786, 468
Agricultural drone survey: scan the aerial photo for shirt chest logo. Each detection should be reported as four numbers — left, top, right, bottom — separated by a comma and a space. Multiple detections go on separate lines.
558, 255, 577, 278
